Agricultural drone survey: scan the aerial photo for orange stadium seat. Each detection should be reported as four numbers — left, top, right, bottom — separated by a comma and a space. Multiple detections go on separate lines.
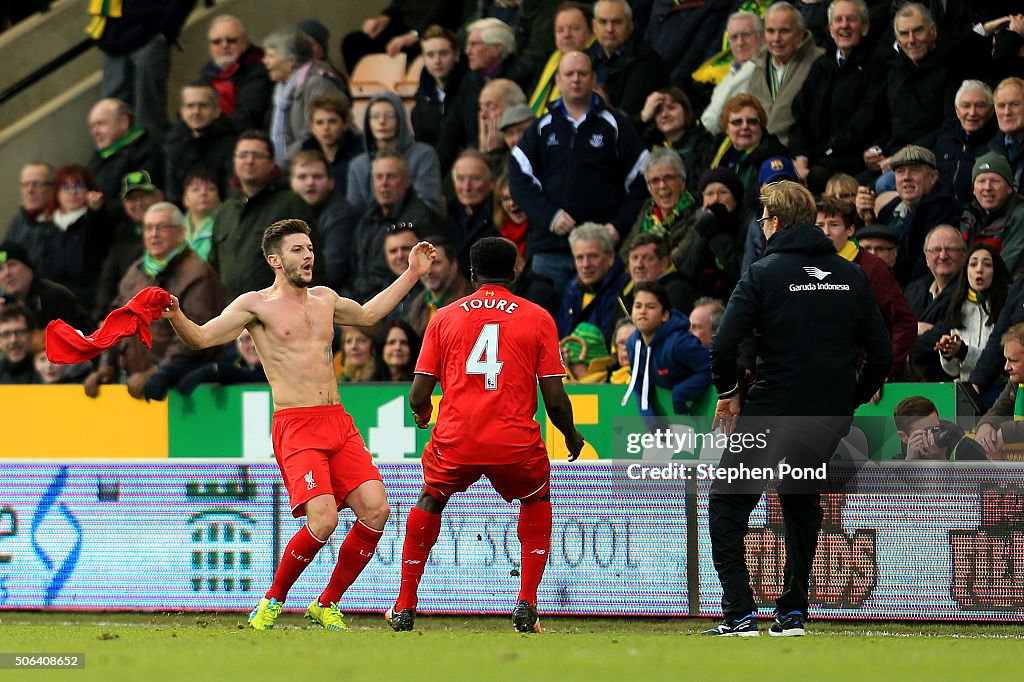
394, 55, 424, 98
349, 53, 407, 97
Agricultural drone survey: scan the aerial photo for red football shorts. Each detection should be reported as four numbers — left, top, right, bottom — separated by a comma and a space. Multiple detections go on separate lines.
421, 440, 551, 503
271, 404, 383, 518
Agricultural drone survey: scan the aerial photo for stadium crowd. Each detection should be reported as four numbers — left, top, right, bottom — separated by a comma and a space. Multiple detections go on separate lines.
1, 0, 1024, 457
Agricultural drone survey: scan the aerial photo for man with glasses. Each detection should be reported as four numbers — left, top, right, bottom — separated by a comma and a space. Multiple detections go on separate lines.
707, 180, 890, 637
199, 15, 273, 132
84, 202, 224, 400
904, 225, 966, 381
0, 304, 39, 384
5, 163, 54, 268
211, 131, 319, 300
855, 224, 899, 270
701, 12, 764, 135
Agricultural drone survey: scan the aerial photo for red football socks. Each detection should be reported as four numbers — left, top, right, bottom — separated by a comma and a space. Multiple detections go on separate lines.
318, 520, 384, 607
517, 500, 552, 605
395, 507, 442, 611
266, 524, 326, 602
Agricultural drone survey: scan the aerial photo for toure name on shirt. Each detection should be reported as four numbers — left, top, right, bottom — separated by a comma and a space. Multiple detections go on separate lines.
457, 297, 520, 314
788, 282, 851, 292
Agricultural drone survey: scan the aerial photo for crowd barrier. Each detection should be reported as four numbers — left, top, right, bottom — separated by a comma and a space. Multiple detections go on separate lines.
0, 382, 958, 460
3, 462, 1022, 620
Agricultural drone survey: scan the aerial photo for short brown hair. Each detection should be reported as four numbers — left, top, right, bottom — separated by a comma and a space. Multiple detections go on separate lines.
308, 93, 351, 123
628, 231, 670, 260
719, 93, 767, 134
451, 148, 493, 184
815, 196, 857, 228
0, 303, 35, 328
760, 180, 816, 229
420, 24, 457, 49
291, 149, 330, 174
261, 219, 311, 258
893, 396, 937, 433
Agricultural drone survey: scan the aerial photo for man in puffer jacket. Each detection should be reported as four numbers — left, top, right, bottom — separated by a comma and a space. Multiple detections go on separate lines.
620, 280, 711, 417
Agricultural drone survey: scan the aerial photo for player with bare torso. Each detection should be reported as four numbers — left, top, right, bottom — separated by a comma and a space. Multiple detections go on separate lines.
163, 218, 436, 631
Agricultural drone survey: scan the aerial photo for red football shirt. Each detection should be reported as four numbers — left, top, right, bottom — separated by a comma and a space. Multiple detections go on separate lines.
415, 284, 566, 464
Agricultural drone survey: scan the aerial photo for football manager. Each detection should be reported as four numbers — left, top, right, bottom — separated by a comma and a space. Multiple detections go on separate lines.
706, 180, 891, 637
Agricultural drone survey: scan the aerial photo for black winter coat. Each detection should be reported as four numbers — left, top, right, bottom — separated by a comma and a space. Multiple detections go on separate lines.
711, 224, 891, 416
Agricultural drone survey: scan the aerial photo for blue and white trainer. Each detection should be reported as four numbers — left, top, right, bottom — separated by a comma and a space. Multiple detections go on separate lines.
702, 614, 760, 636
769, 611, 806, 637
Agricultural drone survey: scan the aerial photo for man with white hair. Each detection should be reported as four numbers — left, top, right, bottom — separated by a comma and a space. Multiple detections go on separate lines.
788, 0, 887, 192
556, 222, 630, 341
935, 80, 996, 204
701, 11, 765, 135
84, 202, 225, 401
745, 1, 827, 149
437, 18, 532, 172
198, 15, 273, 132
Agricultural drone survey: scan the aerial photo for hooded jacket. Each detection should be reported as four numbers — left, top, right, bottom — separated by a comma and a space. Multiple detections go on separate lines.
346, 91, 442, 213
711, 224, 891, 416
621, 310, 711, 416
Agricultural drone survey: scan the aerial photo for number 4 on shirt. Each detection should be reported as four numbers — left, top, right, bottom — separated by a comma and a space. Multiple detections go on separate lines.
466, 323, 504, 390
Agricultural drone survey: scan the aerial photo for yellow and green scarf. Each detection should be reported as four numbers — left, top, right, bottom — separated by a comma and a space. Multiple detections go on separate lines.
85, 0, 122, 40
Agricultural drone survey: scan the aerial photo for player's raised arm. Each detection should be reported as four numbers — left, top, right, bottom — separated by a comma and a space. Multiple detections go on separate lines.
164, 292, 257, 350
334, 241, 437, 326
539, 376, 585, 462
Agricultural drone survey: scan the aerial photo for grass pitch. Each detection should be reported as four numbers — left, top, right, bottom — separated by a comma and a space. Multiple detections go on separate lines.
1, 611, 1021, 682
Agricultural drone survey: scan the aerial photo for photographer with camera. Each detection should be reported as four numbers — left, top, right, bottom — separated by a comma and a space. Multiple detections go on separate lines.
892, 395, 986, 461
975, 322, 1024, 459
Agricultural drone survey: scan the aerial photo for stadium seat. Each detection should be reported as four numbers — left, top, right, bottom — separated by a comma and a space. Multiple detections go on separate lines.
394, 55, 424, 98
349, 53, 407, 97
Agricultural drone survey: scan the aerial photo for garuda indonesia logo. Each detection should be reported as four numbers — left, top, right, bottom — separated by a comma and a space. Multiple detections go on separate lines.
803, 266, 831, 280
